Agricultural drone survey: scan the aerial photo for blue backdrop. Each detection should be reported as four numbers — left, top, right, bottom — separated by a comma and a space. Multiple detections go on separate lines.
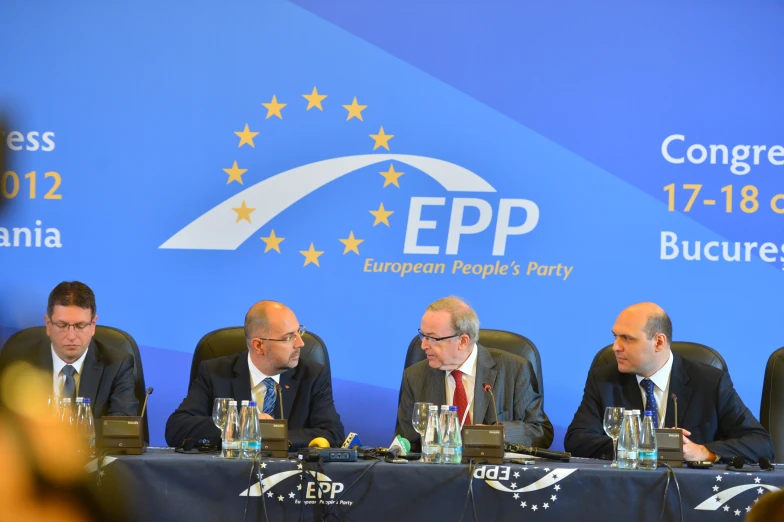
2, 0, 783, 449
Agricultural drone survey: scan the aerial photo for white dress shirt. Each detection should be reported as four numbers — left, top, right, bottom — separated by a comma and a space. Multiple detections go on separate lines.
52, 345, 89, 398
444, 344, 478, 424
248, 353, 280, 409
636, 350, 674, 427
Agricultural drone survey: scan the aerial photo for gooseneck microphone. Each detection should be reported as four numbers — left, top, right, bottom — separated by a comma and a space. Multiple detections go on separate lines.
483, 383, 500, 425
274, 382, 284, 419
671, 394, 678, 429
505, 442, 572, 462
140, 387, 154, 418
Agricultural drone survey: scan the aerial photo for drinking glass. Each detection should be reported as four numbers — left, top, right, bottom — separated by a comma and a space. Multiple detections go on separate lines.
412, 402, 432, 440
213, 398, 231, 458
603, 407, 624, 467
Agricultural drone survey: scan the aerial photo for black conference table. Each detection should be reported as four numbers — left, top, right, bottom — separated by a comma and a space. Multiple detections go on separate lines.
92, 448, 783, 522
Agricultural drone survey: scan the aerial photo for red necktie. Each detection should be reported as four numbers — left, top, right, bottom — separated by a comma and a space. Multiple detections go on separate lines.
451, 370, 471, 425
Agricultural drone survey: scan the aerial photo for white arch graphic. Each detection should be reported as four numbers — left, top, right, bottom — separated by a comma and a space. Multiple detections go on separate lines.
694, 483, 781, 510
483, 468, 577, 493
160, 154, 496, 251
239, 470, 332, 497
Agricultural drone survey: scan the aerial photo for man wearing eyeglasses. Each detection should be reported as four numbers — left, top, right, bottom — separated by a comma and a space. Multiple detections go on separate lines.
396, 296, 554, 450
165, 300, 345, 450
0, 281, 139, 418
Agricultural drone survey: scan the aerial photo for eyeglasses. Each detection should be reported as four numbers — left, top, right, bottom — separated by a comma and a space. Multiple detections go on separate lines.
418, 329, 461, 344
257, 325, 306, 343
50, 321, 93, 333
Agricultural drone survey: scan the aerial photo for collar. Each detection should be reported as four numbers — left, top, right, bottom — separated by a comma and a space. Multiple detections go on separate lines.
445, 343, 478, 378
248, 353, 280, 388
51, 344, 89, 376
636, 350, 674, 391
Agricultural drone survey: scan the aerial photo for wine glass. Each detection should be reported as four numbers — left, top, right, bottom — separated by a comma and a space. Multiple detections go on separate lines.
213, 398, 231, 458
603, 407, 624, 467
411, 402, 432, 441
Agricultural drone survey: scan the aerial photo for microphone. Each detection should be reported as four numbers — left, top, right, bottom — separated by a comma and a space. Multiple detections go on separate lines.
341, 432, 364, 449
386, 434, 411, 458
483, 383, 500, 425
759, 457, 775, 471
140, 387, 154, 418
726, 455, 746, 471
505, 442, 571, 462
274, 382, 284, 419
671, 394, 678, 429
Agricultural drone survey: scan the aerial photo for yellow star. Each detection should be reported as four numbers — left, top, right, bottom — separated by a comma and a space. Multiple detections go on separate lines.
232, 200, 255, 223
339, 231, 364, 255
379, 163, 404, 188
234, 123, 259, 148
343, 97, 367, 121
260, 229, 285, 253
262, 95, 287, 119
369, 203, 394, 227
302, 87, 327, 111
369, 126, 394, 151
299, 243, 324, 267
223, 161, 247, 185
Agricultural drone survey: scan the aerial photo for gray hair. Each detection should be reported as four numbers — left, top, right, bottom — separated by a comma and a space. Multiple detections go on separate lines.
426, 296, 480, 344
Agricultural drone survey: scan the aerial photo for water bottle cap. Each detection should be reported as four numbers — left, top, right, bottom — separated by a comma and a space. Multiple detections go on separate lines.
248, 401, 257, 407
241, 400, 250, 405
623, 410, 634, 415
228, 400, 237, 405
62, 398, 72, 403
440, 405, 450, 410
429, 405, 439, 410
83, 398, 91, 404
76, 397, 83, 403
632, 409, 641, 414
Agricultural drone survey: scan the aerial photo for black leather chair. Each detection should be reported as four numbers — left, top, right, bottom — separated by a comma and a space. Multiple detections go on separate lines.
1, 325, 149, 443
403, 328, 544, 396
591, 341, 728, 372
761, 346, 784, 461
189, 326, 330, 385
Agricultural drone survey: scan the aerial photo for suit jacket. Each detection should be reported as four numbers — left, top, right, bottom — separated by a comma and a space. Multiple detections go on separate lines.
0, 337, 139, 419
396, 344, 554, 451
165, 352, 345, 450
564, 354, 774, 462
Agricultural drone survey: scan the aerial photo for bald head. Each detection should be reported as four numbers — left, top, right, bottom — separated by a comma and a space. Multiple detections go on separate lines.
612, 302, 672, 377
244, 301, 288, 348
244, 300, 304, 376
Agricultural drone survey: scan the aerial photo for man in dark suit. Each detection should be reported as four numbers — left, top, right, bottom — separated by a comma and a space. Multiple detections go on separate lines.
396, 296, 553, 450
0, 281, 138, 419
565, 302, 774, 463
165, 300, 344, 450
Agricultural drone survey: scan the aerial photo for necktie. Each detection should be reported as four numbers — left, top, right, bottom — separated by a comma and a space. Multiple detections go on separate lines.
62, 365, 77, 401
640, 378, 659, 428
262, 378, 277, 417
451, 370, 471, 425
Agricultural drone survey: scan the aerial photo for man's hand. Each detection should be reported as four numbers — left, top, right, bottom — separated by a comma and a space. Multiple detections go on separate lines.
257, 413, 273, 420
680, 429, 716, 462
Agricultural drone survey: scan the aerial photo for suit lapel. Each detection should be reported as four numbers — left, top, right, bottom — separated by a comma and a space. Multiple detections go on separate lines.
278, 368, 299, 420
37, 338, 54, 373
620, 372, 645, 413
664, 354, 693, 429
473, 345, 497, 425
423, 366, 446, 406
78, 342, 103, 402
231, 355, 253, 403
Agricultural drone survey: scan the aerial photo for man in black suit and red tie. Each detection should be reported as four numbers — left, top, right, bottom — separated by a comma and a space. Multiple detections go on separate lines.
395, 296, 553, 451
0, 281, 139, 419
565, 302, 774, 463
165, 300, 344, 450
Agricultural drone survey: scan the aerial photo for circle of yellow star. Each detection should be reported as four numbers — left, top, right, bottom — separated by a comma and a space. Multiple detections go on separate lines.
262, 95, 287, 119
223, 161, 247, 185
379, 164, 404, 188
299, 243, 324, 267
302, 87, 328, 111
232, 201, 255, 223
369, 203, 394, 227
234, 124, 259, 148
339, 231, 364, 255
260, 229, 285, 253
343, 97, 367, 121
370, 126, 394, 151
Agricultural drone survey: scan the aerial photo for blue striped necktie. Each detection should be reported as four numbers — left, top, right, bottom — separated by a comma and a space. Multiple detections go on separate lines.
262, 378, 277, 417
640, 378, 659, 428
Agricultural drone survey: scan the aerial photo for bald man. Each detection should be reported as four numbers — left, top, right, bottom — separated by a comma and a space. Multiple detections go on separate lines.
165, 301, 344, 450
565, 303, 773, 463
